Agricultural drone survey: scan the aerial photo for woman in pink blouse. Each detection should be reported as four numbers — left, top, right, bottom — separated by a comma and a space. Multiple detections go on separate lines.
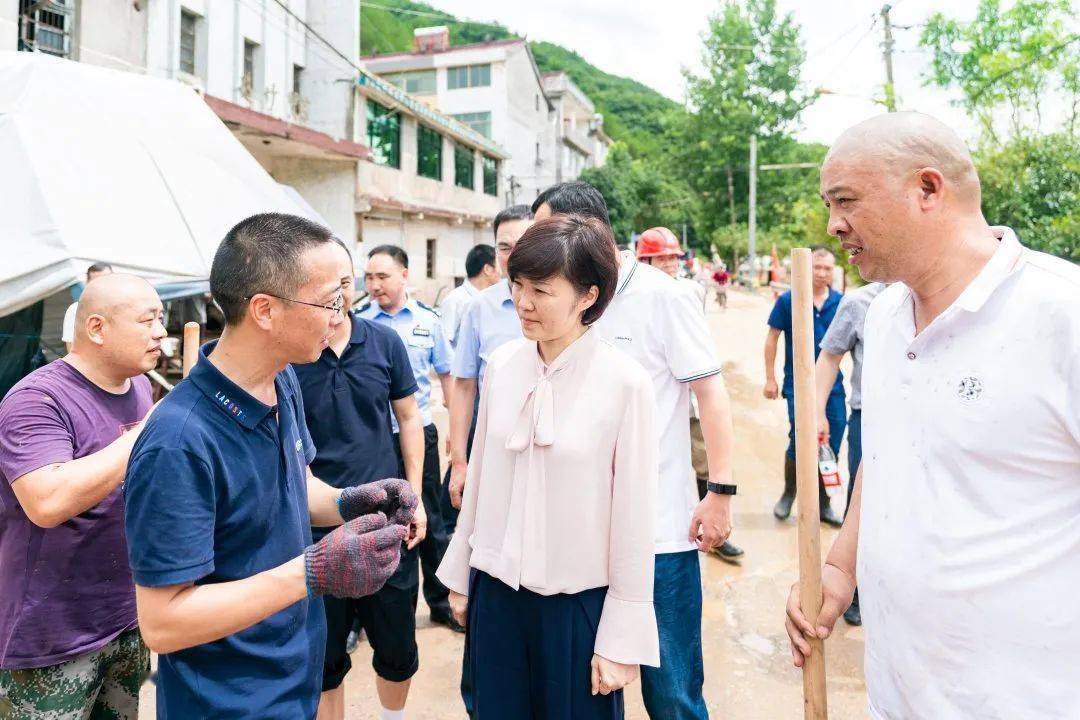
436, 215, 660, 719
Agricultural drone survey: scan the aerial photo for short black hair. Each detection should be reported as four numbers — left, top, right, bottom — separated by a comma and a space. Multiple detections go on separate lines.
210, 213, 340, 326
507, 215, 619, 326
493, 205, 533, 237
368, 244, 409, 268
465, 244, 496, 278
87, 262, 113, 275
531, 181, 611, 227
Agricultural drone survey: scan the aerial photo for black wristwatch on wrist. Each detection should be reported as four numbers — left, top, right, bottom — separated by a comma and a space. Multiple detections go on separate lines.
706, 482, 737, 496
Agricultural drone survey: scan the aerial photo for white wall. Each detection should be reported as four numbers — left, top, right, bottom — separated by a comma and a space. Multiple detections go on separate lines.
5, 1, 146, 70
0, 4, 16, 51
358, 214, 486, 304
503, 45, 555, 203
147, 0, 349, 126
304, 0, 358, 140
72, 1, 148, 72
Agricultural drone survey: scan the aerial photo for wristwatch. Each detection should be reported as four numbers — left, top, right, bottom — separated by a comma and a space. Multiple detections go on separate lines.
707, 482, 737, 496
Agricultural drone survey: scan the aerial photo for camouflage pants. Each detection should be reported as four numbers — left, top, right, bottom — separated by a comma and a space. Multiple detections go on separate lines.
0, 629, 149, 720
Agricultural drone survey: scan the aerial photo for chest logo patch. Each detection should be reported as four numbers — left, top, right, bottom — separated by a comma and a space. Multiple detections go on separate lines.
295, 439, 303, 452
957, 376, 983, 403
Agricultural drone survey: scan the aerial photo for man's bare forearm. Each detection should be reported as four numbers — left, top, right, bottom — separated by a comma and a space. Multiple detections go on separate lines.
448, 378, 477, 466
764, 330, 780, 383
689, 374, 734, 485
825, 465, 862, 579
815, 351, 843, 418
306, 470, 344, 528
398, 414, 424, 495
12, 429, 141, 528
136, 556, 308, 655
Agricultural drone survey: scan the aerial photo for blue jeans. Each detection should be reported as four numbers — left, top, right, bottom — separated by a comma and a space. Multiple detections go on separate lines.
641, 550, 708, 720
785, 392, 846, 461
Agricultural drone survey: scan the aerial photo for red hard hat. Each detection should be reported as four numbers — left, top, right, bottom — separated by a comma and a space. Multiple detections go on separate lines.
636, 227, 685, 259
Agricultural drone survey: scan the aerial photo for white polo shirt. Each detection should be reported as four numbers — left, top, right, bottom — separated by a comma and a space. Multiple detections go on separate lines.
595, 253, 722, 554
858, 227, 1080, 719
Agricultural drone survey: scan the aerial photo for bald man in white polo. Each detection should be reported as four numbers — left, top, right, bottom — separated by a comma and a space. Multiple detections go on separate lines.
784, 112, 1080, 719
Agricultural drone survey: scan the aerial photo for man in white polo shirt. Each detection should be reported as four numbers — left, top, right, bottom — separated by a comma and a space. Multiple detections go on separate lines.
784, 111, 1080, 719
534, 182, 736, 720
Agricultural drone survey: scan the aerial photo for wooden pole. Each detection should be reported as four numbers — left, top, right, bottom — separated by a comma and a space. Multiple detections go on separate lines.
182, 322, 200, 378
791, 248, 828, 719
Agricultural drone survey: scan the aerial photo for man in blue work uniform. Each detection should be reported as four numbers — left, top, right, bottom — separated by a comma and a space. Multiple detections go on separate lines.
123, 214, 413, 719
292, 243, 429, 720
446, 205, 533, 512
438, 243, 500, 350
444, 204, 532, 719
763, 245, 847, 526
359, 244, 462, 634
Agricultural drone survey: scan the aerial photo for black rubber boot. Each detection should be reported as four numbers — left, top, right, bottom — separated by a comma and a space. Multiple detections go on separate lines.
773, 456, 797, 520
843, 589, 862, 626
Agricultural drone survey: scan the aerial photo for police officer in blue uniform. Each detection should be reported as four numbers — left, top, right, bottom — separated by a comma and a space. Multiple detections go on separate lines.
360, 245, 461, 634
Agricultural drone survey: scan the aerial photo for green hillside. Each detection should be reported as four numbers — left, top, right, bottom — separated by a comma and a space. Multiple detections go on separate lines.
358, 0, 678, 154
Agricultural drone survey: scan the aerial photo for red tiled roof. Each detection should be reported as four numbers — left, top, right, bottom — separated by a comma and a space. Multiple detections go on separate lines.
204, 95, 371, 161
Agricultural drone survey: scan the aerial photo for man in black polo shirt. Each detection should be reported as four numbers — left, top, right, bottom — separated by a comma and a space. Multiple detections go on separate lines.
124, 214, 416, 719
293, 244, 428, 720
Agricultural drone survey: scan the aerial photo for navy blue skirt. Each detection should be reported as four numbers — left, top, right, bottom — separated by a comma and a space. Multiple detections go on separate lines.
468, 571, 624, 719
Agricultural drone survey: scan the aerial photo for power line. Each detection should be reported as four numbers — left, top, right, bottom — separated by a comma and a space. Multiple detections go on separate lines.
804, 12, 876, 61
822, 16, 879, 79
268, 0, 365, 73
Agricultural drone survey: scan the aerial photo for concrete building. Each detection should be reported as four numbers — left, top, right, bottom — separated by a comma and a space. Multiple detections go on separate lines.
3, 1, 147, 72
360, 27, 559, 206
143, 0, 367, 246
543, 71, 611, 182
6, 4, 509, 301
355, 71, 506, 302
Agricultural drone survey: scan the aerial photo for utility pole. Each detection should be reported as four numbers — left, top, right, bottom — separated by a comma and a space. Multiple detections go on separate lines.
726, 166, 736, 228
881, 4, 897, 112
748, 134, 757, 284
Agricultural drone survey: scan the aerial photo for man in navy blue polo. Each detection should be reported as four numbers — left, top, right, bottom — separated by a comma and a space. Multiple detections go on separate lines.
124, 214, 414, 719
359, 244, 462, 636
293, 243, 429, 720
763, 245, 847, 526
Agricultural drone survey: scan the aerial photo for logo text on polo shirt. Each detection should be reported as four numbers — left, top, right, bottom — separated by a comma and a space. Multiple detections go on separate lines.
213, 391, 245, 420
957, 376, 983, 402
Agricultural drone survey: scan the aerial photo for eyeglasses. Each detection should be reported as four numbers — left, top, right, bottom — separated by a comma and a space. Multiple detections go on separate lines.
253, 291, 345, 314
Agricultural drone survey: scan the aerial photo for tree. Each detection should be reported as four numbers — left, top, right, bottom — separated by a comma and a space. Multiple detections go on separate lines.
668, 0, 813, 243
920, 0, 1079, 142
579, 143, 699, 246
977, 133, 1080, 261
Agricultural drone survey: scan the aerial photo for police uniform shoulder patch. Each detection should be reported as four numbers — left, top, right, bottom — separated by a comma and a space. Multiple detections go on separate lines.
416, 300, 440, 317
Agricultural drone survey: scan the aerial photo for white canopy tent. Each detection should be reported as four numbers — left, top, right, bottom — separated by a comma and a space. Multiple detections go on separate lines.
0, 51, 321, 317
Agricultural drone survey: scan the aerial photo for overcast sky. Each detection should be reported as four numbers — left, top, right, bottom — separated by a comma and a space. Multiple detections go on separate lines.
428, 0, 1072, 148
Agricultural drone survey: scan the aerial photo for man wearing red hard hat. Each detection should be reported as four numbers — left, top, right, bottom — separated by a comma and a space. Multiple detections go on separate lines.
637, 227, 745, 564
